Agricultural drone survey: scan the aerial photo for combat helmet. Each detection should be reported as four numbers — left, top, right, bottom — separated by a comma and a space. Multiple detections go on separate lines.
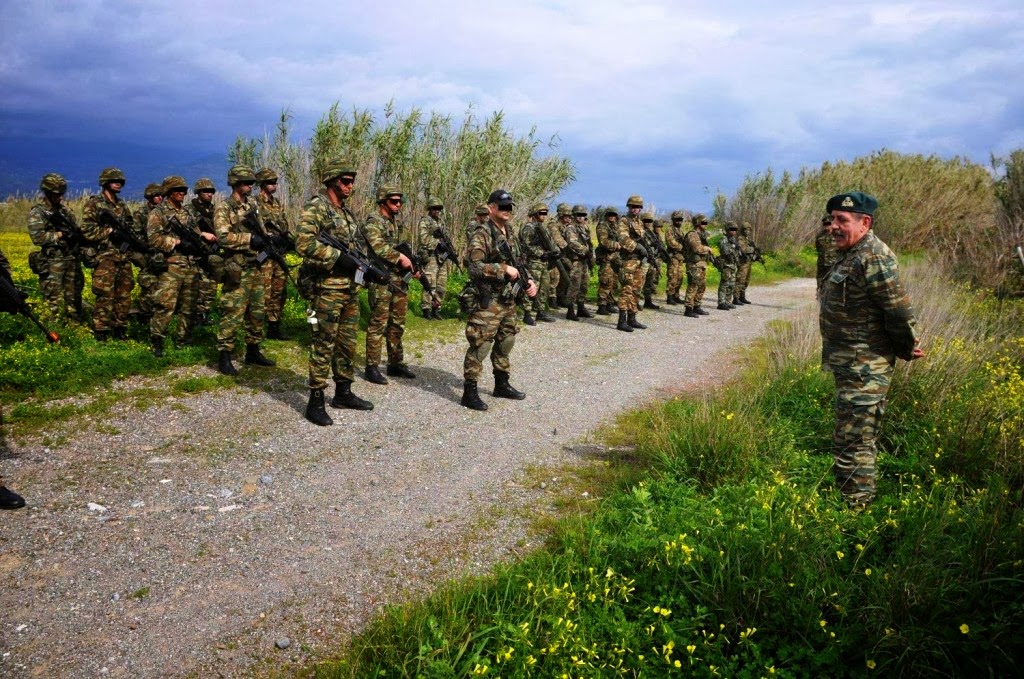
426, 196, 444, 210
143, 183, 163, 200
320, 158, 357, 185
39, 173, 68, 194
626, 194, 644, 208
604, 205, 621, 218
670, 210, 686, 221
193, 178, 216, 193
691, 213, 708, 227
474, 204, 489, 216
375, 185, 403, 203
227, 164, 256, 186
640, 211, 654, 223
572, 204, 588, 216
255, 168, 278, 184
529, 202, 549, 216
98, 167, 126, 186
556, 203, 572, 217
161, 175, 189, 195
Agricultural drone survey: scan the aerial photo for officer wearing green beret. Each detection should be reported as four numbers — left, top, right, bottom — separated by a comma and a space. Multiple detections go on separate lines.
820, 191, 924, 508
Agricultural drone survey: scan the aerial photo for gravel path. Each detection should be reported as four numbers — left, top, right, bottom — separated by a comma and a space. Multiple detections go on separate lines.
0, 278, 816, 678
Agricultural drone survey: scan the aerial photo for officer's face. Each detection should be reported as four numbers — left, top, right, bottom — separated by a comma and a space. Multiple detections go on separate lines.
336, 175, 355, 199
489, 202, 513, 227
829, 210, 871, 250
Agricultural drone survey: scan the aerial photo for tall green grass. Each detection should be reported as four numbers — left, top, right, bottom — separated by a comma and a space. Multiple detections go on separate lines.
314, 259, 1023, 678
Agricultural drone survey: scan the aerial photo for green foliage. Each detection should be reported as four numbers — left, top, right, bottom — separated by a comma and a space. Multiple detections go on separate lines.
318, 261, 1024, 678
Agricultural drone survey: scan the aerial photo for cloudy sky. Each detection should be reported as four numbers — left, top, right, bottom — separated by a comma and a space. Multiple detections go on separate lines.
1, 0, 1021, 209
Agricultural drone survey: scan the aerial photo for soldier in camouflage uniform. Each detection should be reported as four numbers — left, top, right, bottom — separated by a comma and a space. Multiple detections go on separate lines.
363, 185, 417, 385
572, 204, 596, 314
188, 178, 219, 326
417, 196, 450, 319
556, 203, 591, 321
682, 213, 714, 318
256, 168, 293, 339
518, 203, 558, 325
734, 222, 758, 305
81, 168, 136, 340
819, 192, 924, 508
616, 196, 649, 331
716, 222, 740, 310
148, 175, 218, 356
130, 183, 164, 323
294, 158, 374, 425
27, 173, 85, 321
664, 210, 687, 304
459, 190, 538, 411
595, 207, 622, 316
213, 165, 275, 375
640, 213, 664, 310
0, 248, 26, 508
816, 214, 838, 298
465, 204, 489, 252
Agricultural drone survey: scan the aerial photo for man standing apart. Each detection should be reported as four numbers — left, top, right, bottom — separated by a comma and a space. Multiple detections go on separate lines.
716, 222, 740, 310
734, 222, 759, 305
293, 159, 374, 425
460, 190, 538, 411
213, 164, 275, 375
417, 196, 449, 319
256, 168, 292, 339
664, 210, 687, 305
82, 167, 135, 340
682, 213, 714, 318
820, 192, 923, 508
363, 186, 417, 385
27, 173, 84, 321
518, 203, 557, 325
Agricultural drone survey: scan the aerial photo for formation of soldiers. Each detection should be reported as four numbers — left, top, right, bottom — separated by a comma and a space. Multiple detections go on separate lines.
6, 166, 766, 427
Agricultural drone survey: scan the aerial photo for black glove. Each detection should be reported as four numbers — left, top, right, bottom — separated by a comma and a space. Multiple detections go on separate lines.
249, 233, 267, 251
634, 244, 649, 260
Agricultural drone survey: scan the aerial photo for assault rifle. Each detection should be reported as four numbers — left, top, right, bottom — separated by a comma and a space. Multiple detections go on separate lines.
749, 245, 767, 269
432, 227, 461, 270
167, 214, 218, 258
0, 271, 59, 343
536, 223, 570, 281
315, 230, 402, 293
50, 208, 86, 249
98, 209, 150, 255
496, 238, 536, 302
644, 228, 670, 265
395, 241, 438, 311
243, 211, 296, 287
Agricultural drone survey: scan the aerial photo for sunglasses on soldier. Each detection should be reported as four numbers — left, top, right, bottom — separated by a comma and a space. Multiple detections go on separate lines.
338, 177, 355, 186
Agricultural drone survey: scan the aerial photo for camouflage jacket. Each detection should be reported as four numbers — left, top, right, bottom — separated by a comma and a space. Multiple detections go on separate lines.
28, 199, 79, 253
819, 231, 919, 371
257, 193, 290, 241
664, 222, 686, 253
0, 248, 11, 278
737, 232, 757, 258
188, 198, 216, 236
718, 234, 740, 266
559, 219, 589, 260
362, 211, 403, 278
417, 214, 448, 258
518, 219, 555, 263
683, 229, 713, 264
617, 216, 646, 259
595, 219, 621, 257
81, 193, 134, 254
465, 219, 482, 245
468, 219, 525, 296
148, 201, 201, 256
294, 193, 360, 290
214, 195, 261, 263
135, 203, 154, 238
816, 228, 838, 282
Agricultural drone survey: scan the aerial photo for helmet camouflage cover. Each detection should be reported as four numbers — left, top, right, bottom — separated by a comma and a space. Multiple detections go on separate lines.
375, 185, 403, 203
556, 202, 572, 216
143, 183, 163, 200
255, 168, 278, 183
227, 164, 256, 186
39, 173, 68, 194
626, 194, 644, 207
671, 210, 686, 221
426, 196, 444, 209
193, 177, 216, 193
161, 175, 189, 195
640, 211, 654, 222
320, 158, 357, 185
474, 204, 489, 216
604, 205, 620, 218
572, 204, 588, 216
529, 202, 549, 215
98, 167, 126, 186
691, 213, 708, 227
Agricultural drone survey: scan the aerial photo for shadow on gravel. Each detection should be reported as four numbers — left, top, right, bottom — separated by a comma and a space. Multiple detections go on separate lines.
396, 364, 465, 405
231, 363, 310, 417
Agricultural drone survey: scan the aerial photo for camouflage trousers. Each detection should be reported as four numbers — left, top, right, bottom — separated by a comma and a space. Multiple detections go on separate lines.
549, 264, 562, 306
564, 258, 588, 306
617, 258, 644, 313
717, 263, 738, 305
464, 297, 519, 381
597, 258, 619, 306
196, 269, 218, 317
91, 250, 134, 332
643, 260, 661, 297
553, 264, 569, 305
683, 262, 708, 308
366, 282, 407, 367
39, 252, 83, 320
831, 366, 891, 505
129, 253, 160, 318
307, 284, 360, 389
218, 262, 265, 352
734, 261, 752, 299
261, 258, 288, 323
666, 254, 685, 298
527, 260, 552, 313
150, 257, 201, 342
420, 255, 449, 313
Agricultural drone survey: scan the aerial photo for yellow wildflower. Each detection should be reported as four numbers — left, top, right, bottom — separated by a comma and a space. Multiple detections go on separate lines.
960, 624, 970, 634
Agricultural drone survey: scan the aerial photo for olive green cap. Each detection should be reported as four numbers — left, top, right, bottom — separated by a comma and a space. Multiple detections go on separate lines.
826, 191, 878, 216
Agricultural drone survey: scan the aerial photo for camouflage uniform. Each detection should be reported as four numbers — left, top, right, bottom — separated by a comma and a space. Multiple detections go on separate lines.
595, 210, 622, 313
517, 206, 556, 318
548, 217, 568, 308
188, 186, 219, 322
572, 206, 595, 306
148, 181, 204, 348
640, 214, 662, 305
363, 199, 411, 372
417, 202, 450, 317
81, 178, 135, 337
256, 188, 291, 329
816, 219, 838, 297
664, 211, 687, 303
557, 205, 590, 320
214, 194, 266, 354
616, 209, 647, 325
682, 215, 714, 314
27, 177, 84, 321
465, 204, 490, 254
734, 223, 757, 304
820, 227, 918, 507
131, 186, 163, 320
716, 225, 740, 308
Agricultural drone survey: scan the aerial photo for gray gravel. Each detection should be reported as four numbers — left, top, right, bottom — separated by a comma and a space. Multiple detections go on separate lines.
0, 279, 816, 678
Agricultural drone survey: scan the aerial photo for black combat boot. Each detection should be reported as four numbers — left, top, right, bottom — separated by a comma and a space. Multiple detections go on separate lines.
596, 304, 611, 315
684, 306, 699, 318
565, 304, 578, 321
576, 302, 593, 318
643, 294, 660, 310
152, 335, 165, 357
522, 312, 536, 326
665, 295, 678, 305
0, 485, 26, 510
616, 310, 633, 332
432, 307, 443, 320
266, 320, 289, 340
536, 310, 557, 323
740, 293, 751, 304
386, 363, 416, 379
628, 312, 647, 329
493, 371, 526, 400
331, 380, 374, 410
245, 343, 276, 367
609, 303, 619, 313
461, 380, 488, 411
94, 329, 110, 342
305, 388, 333, 426
364, 365, 389, 384
717, 303, 732, 310
694, 306, 710, 316
218, 350, 239, 376
556, 295, 569, 309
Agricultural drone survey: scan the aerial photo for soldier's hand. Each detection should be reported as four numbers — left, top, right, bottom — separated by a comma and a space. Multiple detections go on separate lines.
397, 253, 413, 270
526, 280, 539, 298
505, 265, 520, 281
910, 347, 925, 360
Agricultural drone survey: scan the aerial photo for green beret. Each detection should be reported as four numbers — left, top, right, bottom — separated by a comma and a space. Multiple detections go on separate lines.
826, 191, 878, 216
